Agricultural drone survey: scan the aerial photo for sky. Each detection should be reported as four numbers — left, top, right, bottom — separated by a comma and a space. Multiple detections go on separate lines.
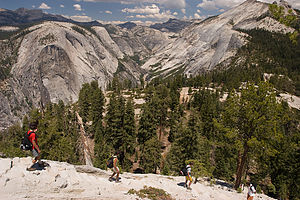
1, 0, 300, 25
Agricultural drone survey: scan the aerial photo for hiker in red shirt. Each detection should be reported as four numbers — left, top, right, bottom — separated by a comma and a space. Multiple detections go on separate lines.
27, 122, 42, 165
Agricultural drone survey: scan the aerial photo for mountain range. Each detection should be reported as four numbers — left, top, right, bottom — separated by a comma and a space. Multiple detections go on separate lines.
0, 0, 298, 130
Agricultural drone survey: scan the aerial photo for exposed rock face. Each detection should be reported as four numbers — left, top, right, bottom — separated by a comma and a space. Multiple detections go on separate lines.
150, 18, 192, 33
0, 21, 172, 130
141, 0, 295, 79
0, 157, 276, 200
0, 0, 298, 130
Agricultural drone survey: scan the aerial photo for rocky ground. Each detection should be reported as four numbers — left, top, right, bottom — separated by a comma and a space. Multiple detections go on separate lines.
0, 157, 275, 200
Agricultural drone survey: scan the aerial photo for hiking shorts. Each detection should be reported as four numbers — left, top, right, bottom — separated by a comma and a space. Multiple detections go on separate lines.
32, 149, 39, 158
186, 175, 192, 182
113, 167, 119, 173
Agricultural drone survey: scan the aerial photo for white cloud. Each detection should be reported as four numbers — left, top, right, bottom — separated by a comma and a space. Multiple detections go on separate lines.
197, 9, 201, 13
39, 3, 51, 9
83, 0, 186, 9
194, 13, 201, 19
173, 12, 178, 15
181, 8, 186, 14
32, 5, 35, 8
122, 4, 160, 14
160, 0, 186, 9
97, 19, 154, 26
105, 10, 112, 14
82, 0, 300, 10
60, 4, 65, 8
135, 14, 147, 19
73, 4, 82, 11
134, 10, 175, 20
70, 15, 92, 22
197, 0, 217, 10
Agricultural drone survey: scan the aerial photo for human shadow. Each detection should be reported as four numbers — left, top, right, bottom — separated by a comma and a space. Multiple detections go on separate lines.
28, 161, 50, 171
177, 182, 186, 188
215, 180, 233, 189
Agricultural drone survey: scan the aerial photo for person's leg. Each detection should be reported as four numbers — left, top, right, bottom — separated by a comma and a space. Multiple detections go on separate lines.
187, 176, 192, 189
110, 172, 116, 179
247, 196, 253, 200
32, 149, 39, 163
115, 167, 120, 182
116, 172, 119, 180
185, 176, 188, 187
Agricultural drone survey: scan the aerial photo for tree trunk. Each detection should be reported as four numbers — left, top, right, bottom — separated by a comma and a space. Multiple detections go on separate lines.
234, 144, 249, 189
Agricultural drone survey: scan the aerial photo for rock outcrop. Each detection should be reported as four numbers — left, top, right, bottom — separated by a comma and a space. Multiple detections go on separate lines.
0, 0, 298, 130
141, 0, 295, 79
0, 157, 275, 200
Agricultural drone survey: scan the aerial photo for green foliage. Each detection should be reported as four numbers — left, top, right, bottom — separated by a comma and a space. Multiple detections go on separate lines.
237, 187, 242, 193
71, 26, 86, 36
266, 183, 276, 196
78, 83, 92, 123
256, 185, 262, 194
222, 82, 284, 189
140, 136, 162, 173
104, 90, 136, 170
269, 4, 299, 29
186, 159, 212, 181
37, 103, 80, 164
128, 186, 174, 200
137, 103, 157, 146
0, 103, 81, 164
38, 33, 56, 45
278, 183, 288, 200
0, 123, 26, 157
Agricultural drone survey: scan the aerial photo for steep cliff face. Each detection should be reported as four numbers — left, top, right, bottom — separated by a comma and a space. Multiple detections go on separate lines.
141, 0, 295, 79
0, 0, 298, 130
0, 21, 172, 130
11, 22, 117, 105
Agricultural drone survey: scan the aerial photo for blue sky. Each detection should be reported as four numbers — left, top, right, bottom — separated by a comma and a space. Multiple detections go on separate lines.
1, 0, 299, 25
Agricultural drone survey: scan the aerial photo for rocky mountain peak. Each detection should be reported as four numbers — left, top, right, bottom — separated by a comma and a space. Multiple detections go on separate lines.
0, 0, 298, 130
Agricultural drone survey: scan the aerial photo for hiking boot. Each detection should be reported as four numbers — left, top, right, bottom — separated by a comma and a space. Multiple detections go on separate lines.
38, 161, 50, 167
26, 167, 36, 171
115, 179, 121, 183
187, 186, 192, 190
108, 177, 113, 182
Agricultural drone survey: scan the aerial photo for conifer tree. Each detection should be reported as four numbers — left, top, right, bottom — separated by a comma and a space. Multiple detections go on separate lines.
137, 104, 157, 146
123, 98, 136, 155
166, 111, 203, 172
107, 94, 125, 149
140, 136, 162, 173
89, 80, 105, 131
222, 82, 283, 189
78, 83, 91, 123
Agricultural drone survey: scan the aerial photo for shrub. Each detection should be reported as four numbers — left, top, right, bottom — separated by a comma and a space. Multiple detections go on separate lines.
127, 186, 174, 200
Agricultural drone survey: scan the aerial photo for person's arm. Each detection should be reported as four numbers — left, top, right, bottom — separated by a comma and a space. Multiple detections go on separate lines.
32, 140, 41, 154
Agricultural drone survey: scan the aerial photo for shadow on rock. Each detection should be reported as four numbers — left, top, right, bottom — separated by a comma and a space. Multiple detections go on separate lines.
177, 182, 186, 188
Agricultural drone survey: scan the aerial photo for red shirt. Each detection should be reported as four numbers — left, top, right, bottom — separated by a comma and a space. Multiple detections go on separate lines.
27, 130, 38, 150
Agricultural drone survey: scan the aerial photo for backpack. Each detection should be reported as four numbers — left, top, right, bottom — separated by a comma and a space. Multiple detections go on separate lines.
20, 131, 34, 151
180, 166, 188, 176
107, 157, 114, 168
250, 185, 256, 193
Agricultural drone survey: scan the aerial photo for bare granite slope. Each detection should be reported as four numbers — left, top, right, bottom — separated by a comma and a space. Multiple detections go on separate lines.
0, 157, 275, 200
